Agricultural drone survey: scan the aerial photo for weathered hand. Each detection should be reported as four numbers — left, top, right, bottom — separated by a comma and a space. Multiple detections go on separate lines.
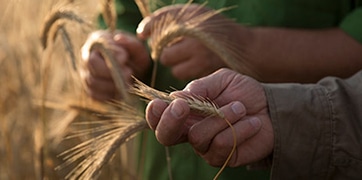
146, 68, 274, 167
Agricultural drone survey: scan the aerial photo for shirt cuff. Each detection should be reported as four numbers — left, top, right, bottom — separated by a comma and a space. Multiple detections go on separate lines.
262, 82, 333, 179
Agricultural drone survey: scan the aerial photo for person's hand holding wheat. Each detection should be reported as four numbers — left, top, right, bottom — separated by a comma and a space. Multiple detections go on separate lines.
81, 30, 150, 101
137, 4, 254, 80
145, 68, 274, 167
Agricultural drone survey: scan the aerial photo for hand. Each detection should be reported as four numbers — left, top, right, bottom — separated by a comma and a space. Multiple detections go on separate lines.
81, 30, 151, 101
145, 68, 274, 167
136, 4, 249, 80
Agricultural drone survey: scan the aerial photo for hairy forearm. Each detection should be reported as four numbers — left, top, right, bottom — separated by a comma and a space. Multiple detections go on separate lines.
244, 27, 362, 83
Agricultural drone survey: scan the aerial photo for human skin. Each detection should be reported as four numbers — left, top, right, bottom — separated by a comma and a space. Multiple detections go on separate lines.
81, 30, 150, 100
145, 68, 274, 167
137, 4, 362, 83
82, 4, 362, 100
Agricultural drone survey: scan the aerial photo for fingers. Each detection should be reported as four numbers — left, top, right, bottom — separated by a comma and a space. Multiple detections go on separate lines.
146, 98, 190, 146
82, 67, 132, 101
145, 98, 168, 130
183, 68, 242, 104
159, 37, 194, 66
113, 33, 151, 78
188, 101, 246, 154
86, 50, 112, 78
114, 33, 148, 64
85, 77, 116, 101
200, 117, 262, 167
81, 31, 143, 101
185, 101, 263, 167
136, 5, 184, 39
136, 16, 151, 40
136, 4, 208, 40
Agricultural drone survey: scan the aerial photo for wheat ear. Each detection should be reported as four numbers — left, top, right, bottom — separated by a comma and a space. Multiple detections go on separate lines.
149, 3, 259, 78
134, 0, 151, 17
56, 102, 147, 180
40, 8, 91, 49
47, 22, 78, 70
130, 77, 223, 117
101, 0, 117, 32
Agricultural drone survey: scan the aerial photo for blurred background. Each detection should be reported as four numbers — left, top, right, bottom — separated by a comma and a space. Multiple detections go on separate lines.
0, 0, 137, 179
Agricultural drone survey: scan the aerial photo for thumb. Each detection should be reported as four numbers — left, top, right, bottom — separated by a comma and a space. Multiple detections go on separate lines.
136, 16, 151, 40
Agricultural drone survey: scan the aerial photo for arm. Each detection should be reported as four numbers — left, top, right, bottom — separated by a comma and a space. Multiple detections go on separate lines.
245, 27, 362, 83
137, 5, 362, 83
233, 7, 362, 83
264, 70, 362, 179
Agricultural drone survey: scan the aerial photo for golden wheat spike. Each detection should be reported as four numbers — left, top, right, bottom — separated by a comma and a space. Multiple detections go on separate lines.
40, 8, 91, 49
148, 3, 260, 78
57, 102, 148, 179
101, 0, 117, 32
56, 102, 147, 180
41, 20, 78, 72
130, 77, 223, 118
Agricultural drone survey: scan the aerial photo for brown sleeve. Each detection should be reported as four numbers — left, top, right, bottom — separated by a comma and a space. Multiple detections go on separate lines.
263, 70, 362, 179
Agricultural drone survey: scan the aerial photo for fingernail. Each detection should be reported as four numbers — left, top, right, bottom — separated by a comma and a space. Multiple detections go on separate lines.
136, 16, 151, 36
249, 117, 262, 129
170, 101, 184, 118
114, 34, 126, 42
231, 102, 244, 115
136, 17, 149, 33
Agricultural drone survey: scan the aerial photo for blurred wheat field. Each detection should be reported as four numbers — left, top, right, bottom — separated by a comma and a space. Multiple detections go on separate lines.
0, 0, 140, 179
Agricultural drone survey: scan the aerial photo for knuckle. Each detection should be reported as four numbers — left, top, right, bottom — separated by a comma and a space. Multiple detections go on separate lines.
213, 135, 229, 150
188, 128, 203, 148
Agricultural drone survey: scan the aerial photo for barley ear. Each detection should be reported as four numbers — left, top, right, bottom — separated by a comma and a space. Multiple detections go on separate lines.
40, 8, 91, 49
56, 101, 147, 180
134, 0, 151, 17
130, 77, 223, 117
101, 0, 117, 32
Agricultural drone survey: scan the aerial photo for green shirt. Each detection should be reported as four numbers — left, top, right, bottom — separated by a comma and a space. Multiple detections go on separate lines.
99, 0, 362, 179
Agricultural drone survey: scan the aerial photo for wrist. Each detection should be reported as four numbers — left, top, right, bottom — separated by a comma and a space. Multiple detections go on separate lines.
230, 25, 261, 79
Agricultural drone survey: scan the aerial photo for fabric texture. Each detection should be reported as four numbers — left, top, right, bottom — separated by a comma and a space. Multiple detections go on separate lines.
264, 70, 362, 179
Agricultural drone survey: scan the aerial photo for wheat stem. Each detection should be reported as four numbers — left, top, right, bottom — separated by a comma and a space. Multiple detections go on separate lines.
213, 119, 237, 180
